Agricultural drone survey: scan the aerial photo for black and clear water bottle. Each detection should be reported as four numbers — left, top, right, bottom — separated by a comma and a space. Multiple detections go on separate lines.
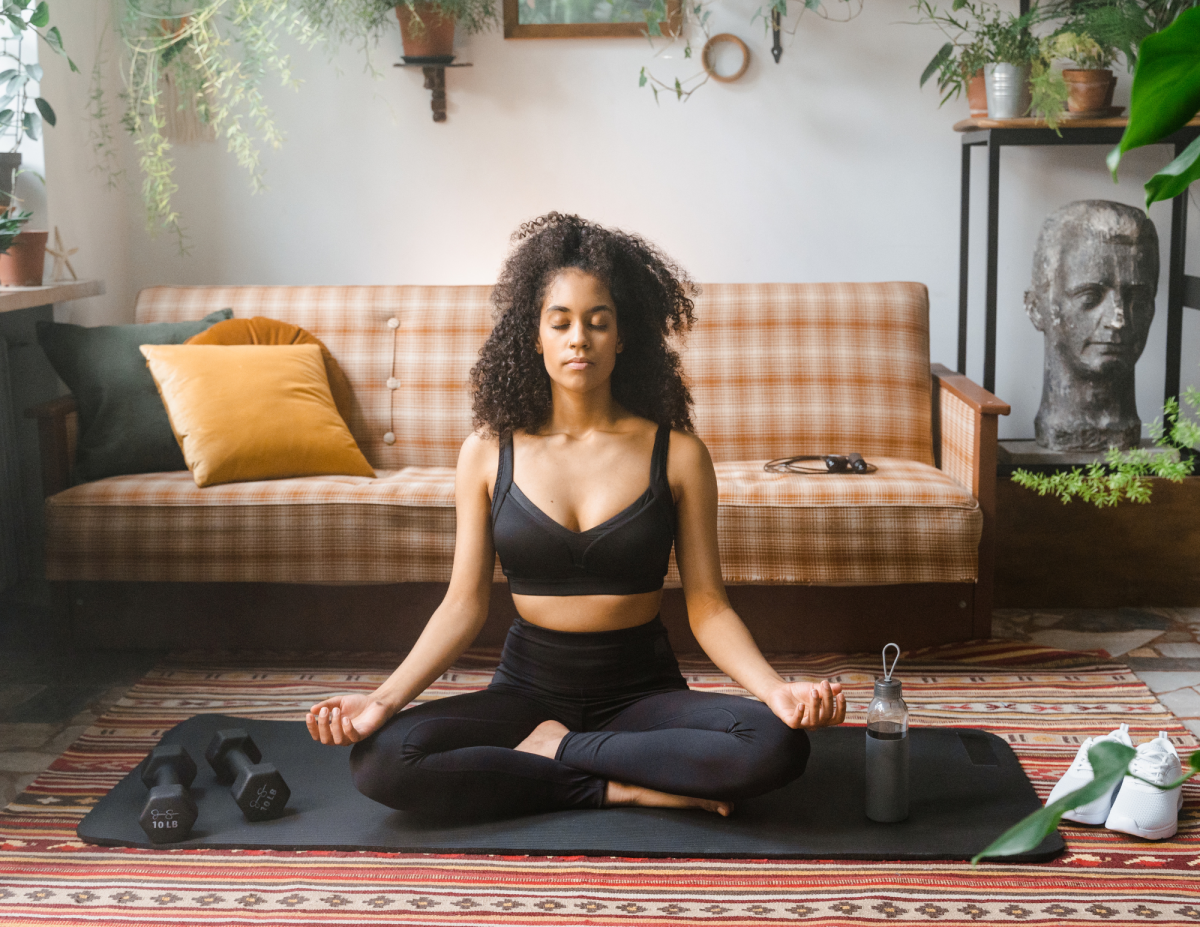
865, 642, 910, 823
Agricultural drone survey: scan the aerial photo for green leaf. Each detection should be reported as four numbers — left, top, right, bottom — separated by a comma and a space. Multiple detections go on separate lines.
921, 43, 953, 89
971, 741, 1135, 864
22, 110, 39, 141
42, 25, 64, 57
638, 67, 647, 88
33, 96, 53, 127
1110, 7, 1200, 178
1144, 133, 1200, 206
0, 109, 12, 126
29, 1, 46, 27
24, 62, 41, 81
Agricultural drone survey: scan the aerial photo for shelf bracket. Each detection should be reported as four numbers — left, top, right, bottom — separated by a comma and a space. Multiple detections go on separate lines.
394, 62, 473, 123
423, 67, 447, 122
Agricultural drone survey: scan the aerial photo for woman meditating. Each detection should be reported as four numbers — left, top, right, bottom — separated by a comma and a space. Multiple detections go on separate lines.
306, 212, 846, 818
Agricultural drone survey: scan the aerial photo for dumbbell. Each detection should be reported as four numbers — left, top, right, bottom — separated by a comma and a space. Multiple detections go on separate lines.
204, 728, 291, 822
139, 744, 198, 844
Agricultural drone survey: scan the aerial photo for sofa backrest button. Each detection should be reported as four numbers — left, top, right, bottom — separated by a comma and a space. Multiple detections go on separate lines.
386, 378, 400, 390
387, 317, 400, 329
383, 432, 396, 445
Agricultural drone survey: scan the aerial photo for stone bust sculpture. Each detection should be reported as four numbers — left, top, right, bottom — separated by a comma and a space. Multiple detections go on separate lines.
1024, 200, 1159, 451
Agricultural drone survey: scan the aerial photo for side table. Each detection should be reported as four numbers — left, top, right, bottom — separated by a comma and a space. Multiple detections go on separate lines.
954, 116, 1200, 404
0, 280, 104, 590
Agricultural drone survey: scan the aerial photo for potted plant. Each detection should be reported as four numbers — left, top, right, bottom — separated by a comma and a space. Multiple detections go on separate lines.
392, 0, 497, 60
978, 5, 1041, 119
0, 206, 42, 286
0, 1, 74, 285
916, 1, 1044, 120
915, 0, 992, 117
1044, 32, 1117, 113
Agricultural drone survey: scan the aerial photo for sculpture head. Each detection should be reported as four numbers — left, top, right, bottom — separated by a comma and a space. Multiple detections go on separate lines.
1024, 200, 1158, 380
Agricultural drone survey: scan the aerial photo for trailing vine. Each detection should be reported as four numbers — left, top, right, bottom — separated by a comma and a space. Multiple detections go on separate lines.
116, 1, 318, 248
1011, 387, 1200, 506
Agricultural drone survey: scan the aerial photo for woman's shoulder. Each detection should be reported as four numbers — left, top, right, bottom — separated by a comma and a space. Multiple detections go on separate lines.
666, 427, 713, 483
457, 431, 502, 481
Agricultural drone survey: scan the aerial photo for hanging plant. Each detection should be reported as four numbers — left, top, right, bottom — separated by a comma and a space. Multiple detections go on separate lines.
0, 0, 77, 152
638, 0, 861, 103
106, 0, 495, 248
113, 0, 325, 249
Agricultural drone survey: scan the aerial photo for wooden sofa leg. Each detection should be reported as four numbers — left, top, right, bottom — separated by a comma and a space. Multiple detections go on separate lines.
972, 410, 999, 640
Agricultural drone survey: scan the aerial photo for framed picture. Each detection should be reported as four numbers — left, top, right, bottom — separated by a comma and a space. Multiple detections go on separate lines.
504, 0, 681, 38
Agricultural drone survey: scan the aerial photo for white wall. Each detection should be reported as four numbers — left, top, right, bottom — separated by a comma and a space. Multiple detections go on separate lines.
40, 0, 1200, 440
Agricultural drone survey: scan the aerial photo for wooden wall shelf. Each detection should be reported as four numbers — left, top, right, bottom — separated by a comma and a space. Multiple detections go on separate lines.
0, 280, 104, 314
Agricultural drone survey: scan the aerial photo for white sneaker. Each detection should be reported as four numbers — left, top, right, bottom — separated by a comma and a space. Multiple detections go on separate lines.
1047, 724, 1134, 825
1104, 731, 1184, 841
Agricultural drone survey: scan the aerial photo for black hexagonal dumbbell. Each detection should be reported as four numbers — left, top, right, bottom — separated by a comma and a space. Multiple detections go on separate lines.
204, 728, 290, 822
139, 744, 198, 844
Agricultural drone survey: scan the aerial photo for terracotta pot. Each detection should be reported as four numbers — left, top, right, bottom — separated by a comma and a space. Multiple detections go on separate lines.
395, 3, 456, 58
0, 229, 48, 286
967, 70, 988, 118
1063, 69, 1115, 115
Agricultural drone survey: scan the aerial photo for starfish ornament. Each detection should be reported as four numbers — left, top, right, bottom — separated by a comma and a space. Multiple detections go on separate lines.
45, 226, 77, 282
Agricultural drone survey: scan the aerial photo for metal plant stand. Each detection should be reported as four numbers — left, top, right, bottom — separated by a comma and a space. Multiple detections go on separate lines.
954, 116, 1200, 405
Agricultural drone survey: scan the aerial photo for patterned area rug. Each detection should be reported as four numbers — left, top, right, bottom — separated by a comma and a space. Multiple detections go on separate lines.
1, 640, 1197, 926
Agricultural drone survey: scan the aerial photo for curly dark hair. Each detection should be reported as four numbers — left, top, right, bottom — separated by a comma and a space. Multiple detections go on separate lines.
470, 212, 698, 437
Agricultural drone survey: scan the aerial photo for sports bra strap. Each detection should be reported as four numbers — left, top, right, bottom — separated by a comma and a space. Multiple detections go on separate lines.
492, 431, 514, 522
650, 423, 671, 489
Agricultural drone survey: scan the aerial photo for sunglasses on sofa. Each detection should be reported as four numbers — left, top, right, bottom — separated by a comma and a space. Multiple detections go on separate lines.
763, 453, 877, 475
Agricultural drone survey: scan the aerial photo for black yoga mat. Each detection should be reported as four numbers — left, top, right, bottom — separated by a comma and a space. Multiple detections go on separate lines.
77, 713, 1063, 861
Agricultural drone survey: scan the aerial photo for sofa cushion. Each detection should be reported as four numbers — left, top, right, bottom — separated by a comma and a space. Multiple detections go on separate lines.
43, 469, 478, 584
707, 458, 980, 585
132, 283, 935, 471
140, 344, 375, 487
35, 308, 233, 483
186, 316, 356, 427
44, 459, 979, 585
682, 283, 935, 466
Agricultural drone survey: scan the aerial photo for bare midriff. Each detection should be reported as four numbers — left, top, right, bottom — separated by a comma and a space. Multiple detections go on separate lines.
512, 590, 663, 633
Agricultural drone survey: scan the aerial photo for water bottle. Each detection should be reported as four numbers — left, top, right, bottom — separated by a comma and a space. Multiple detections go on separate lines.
865, 642, 910, 823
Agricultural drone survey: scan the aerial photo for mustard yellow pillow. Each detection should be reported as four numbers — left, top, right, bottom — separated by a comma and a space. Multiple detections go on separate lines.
139, 344, 375, 488
186, 317, 356, 429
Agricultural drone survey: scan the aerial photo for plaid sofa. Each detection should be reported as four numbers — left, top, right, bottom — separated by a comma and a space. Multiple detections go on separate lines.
31, 284, 1009, 637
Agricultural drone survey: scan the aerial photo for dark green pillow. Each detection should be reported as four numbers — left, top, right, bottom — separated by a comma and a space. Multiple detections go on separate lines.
36, 309, 233, 483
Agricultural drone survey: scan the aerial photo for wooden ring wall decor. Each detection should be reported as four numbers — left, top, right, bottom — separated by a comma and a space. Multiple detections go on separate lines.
701, 33, 750, 83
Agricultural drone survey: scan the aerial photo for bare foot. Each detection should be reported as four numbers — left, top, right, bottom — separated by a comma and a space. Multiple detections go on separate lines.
515, 719, 569, 760
605, 781, 733, 817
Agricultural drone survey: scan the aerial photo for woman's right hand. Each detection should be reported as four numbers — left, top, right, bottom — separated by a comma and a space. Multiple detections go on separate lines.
305, 693, 392, 745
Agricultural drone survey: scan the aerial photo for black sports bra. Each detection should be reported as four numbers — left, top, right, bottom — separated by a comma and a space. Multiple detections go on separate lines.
491, 425, 676, 596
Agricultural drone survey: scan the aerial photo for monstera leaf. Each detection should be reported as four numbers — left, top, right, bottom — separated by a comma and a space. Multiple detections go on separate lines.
972, 741, 1200, 865
1108, 8, 1200, 207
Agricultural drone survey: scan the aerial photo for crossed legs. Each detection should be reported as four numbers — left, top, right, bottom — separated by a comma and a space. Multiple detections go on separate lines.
350, 686, 809, 819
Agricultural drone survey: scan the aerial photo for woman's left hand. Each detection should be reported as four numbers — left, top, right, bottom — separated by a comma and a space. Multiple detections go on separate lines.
766, 679, 846, 730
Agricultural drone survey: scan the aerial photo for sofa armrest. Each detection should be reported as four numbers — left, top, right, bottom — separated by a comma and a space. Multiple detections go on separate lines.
24, 395, 77, 497
931, 364, 1010, 497
931, 363, 1010, 639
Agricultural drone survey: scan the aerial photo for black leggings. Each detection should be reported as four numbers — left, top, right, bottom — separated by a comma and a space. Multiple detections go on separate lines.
350, 616, 810, 818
